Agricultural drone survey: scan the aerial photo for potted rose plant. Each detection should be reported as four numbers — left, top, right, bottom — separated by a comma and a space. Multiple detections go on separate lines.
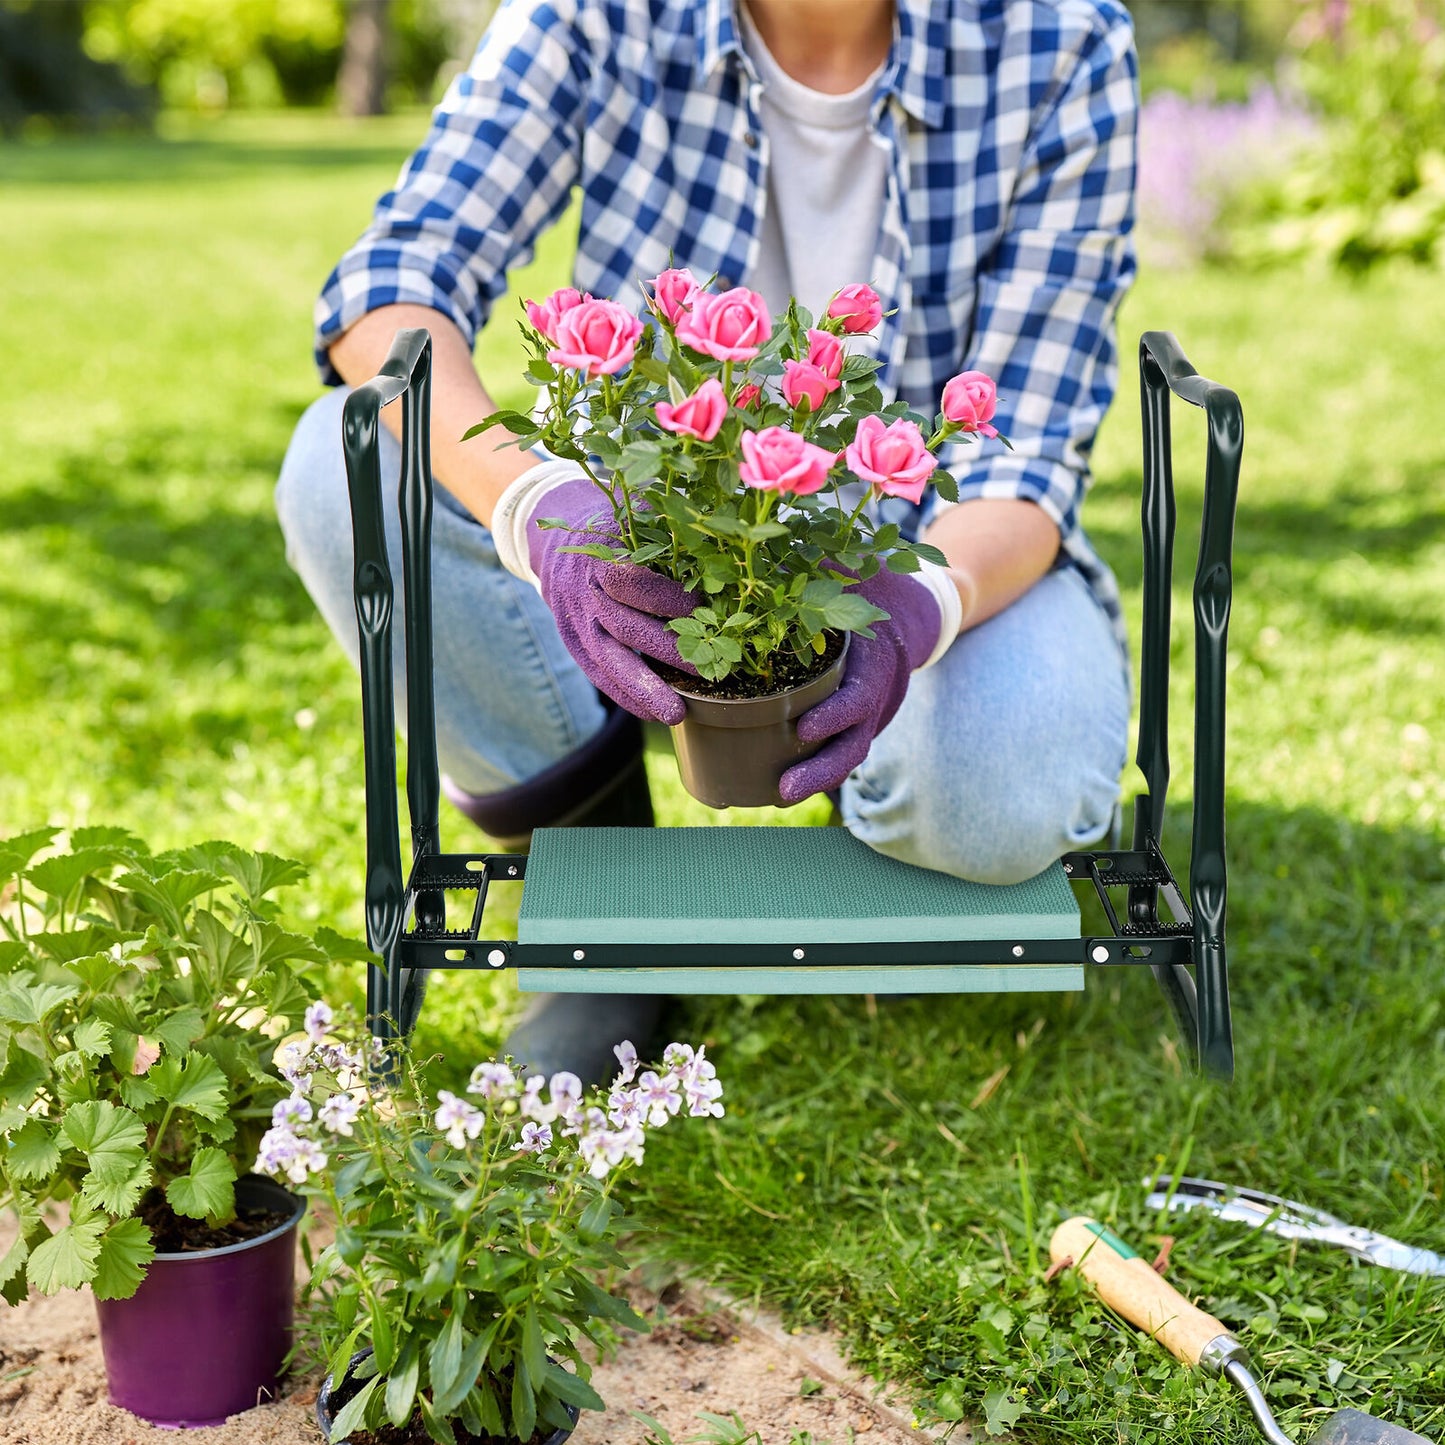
0, 826, 355, 1426
258, 1007, 724, 1445
466, 273, 1003, 807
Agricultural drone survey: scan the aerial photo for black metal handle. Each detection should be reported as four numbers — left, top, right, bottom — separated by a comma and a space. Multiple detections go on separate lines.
342, 327, 437, 1039
1134, 331, 1243, 1079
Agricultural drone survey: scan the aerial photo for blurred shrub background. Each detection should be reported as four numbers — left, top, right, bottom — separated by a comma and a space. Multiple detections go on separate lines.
1, 0, 1442, 272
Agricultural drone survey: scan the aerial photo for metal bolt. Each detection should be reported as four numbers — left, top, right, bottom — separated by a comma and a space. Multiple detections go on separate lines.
506, 865, 518, 877
1091, 944, 1110, 963
487, 948, 506, 967
1012, 945, 1025, 958
792, 947, 805, 960
1063, 863, 1073, 874
573, 949, 586, 961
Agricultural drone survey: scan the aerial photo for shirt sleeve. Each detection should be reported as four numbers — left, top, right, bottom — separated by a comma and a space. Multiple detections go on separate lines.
934, 12, 1139, 540
313, 0, 590, 384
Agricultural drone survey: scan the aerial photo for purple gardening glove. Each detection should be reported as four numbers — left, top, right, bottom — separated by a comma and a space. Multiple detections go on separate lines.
778, 568, 944, 804
528, 478, 698, 724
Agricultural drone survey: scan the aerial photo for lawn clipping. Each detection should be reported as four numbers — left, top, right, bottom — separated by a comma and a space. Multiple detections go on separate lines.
1, 1247, 943, 1445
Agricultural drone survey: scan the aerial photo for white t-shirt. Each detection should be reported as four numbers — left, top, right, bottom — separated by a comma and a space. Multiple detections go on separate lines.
736, 4, 890, 322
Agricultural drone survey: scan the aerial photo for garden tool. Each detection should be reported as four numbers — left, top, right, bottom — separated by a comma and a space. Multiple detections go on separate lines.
1144, 1176, 1445, 1276
1049, 1217, 1436, 1445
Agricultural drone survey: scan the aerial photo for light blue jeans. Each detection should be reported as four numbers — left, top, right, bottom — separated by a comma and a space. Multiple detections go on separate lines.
276, 387, 1130, 885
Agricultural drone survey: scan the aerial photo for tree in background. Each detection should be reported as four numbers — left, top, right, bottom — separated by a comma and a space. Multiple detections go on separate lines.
0, 0, 151, 134
337, 0, 390, 117
77, 0, 454, 114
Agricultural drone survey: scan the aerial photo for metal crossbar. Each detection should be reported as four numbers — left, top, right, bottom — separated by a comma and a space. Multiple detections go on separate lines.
343, 328, 1242, 1078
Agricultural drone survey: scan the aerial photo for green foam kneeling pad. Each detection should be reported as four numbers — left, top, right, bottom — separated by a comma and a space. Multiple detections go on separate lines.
515, 827, 1083, 994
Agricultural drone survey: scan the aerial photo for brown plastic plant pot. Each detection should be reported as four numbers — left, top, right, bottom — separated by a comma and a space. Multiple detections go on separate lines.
668, 636, 849, 809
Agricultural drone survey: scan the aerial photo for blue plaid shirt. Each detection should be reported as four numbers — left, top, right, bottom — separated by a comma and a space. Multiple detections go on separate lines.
316, 0, 1139, 654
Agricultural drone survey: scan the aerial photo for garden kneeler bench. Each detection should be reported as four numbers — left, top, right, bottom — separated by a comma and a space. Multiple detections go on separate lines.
342, 328, 1243, 1077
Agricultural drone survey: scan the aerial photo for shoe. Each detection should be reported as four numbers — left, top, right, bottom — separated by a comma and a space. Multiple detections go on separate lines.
502, 992, 665, 1085
442, 705, 653, 850
440, 703, 665, 1078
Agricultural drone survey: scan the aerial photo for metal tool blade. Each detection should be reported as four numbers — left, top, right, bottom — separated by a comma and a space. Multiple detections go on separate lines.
1310, 1407, 1434, 1444
1145, 1176, 1445, 1277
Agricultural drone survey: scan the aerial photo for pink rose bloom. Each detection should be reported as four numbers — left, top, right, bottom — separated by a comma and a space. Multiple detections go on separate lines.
547, 298, 645, 377
781, 359, 839, 412
675, 286, 772, 362
805, 327, 845, 380
940, 370, 1000, 437
524, 286, 588, 342
649, 267, 700, 325
739, 426, 837, 497
845, 415, 935, 504
733, 382, 763, 410
655, 377, 727, 441
826, 283, 883, 334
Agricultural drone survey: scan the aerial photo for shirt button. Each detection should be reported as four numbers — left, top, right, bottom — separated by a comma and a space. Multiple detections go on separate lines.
717, 275, 733, 289
743, 130, 759, 149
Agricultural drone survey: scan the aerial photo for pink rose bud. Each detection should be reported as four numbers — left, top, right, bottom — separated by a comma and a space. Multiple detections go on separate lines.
675, 286, 773, 362
804, 327, 845, 380
781, 359, 839, 412
546, 297, 645, 377
826, 283, 884, 334
845, 414, 936, 504
733, 382, 763, 410
132, 1036, 161, 1075
655, 377, 728, 441
649, 267, 700, 325
524, 286, 587, 342
940, 370, 1000, 437
739, 426, 837, 497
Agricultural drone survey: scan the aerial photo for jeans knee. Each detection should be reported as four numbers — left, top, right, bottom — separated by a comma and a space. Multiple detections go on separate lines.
844, 761, 1113, 885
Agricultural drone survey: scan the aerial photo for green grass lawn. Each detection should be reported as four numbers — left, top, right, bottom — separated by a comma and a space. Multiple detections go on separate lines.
1, 113, 1441, 1442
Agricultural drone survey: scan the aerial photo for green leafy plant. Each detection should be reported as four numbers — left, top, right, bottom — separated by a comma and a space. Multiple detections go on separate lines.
263, 1011, 725, 1444
1248, 0, 1445, 268
0, 826, 346, 1303
468, 274, 1004, 688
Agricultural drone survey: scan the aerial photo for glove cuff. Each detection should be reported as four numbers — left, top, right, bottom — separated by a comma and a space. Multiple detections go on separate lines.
913, 559, 964, 670
491, 458, 580, 588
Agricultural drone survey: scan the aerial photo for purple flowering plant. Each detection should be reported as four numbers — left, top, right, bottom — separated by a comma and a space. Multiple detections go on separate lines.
256, 1004, 724, 1444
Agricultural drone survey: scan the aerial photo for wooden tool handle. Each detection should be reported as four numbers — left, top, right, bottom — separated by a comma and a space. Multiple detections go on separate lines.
1049, 1217, 1232, 1368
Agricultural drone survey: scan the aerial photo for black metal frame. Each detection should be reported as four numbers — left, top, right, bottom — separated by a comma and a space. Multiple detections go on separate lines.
344, 328, 1242, 1077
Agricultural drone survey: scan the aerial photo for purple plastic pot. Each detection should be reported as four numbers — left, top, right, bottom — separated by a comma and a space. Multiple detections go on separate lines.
94, 1174, 304, 1428
317, 1348, 579, 1444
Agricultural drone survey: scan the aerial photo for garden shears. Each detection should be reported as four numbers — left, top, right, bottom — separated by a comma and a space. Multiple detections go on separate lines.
1144, 1175, 1445, 1276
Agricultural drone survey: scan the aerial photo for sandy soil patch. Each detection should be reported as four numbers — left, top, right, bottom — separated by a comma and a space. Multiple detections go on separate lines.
0, 1264, 957, 1445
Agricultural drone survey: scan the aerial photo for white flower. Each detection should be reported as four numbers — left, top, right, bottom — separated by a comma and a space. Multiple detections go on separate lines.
434, 1090, 484, 1149
254, 1124, 301, 1178
517, 1121, 553, 1154
316, 1042, 367, 1082
318, 1091, 361, 1136
685, 1074, 725, 1119
607, 1085, 644, 1129
304, 1000, 334, 1043
662, 1042, 695, 1078
518, 1075, 547, 1120
272, 1094, 312, 1128
277, 1039, 313, 1091
636, 1069, 681, 1127
613, 1039, 639, 1085
285, 1137, 328, 1185
467, 1061, 518, 1099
